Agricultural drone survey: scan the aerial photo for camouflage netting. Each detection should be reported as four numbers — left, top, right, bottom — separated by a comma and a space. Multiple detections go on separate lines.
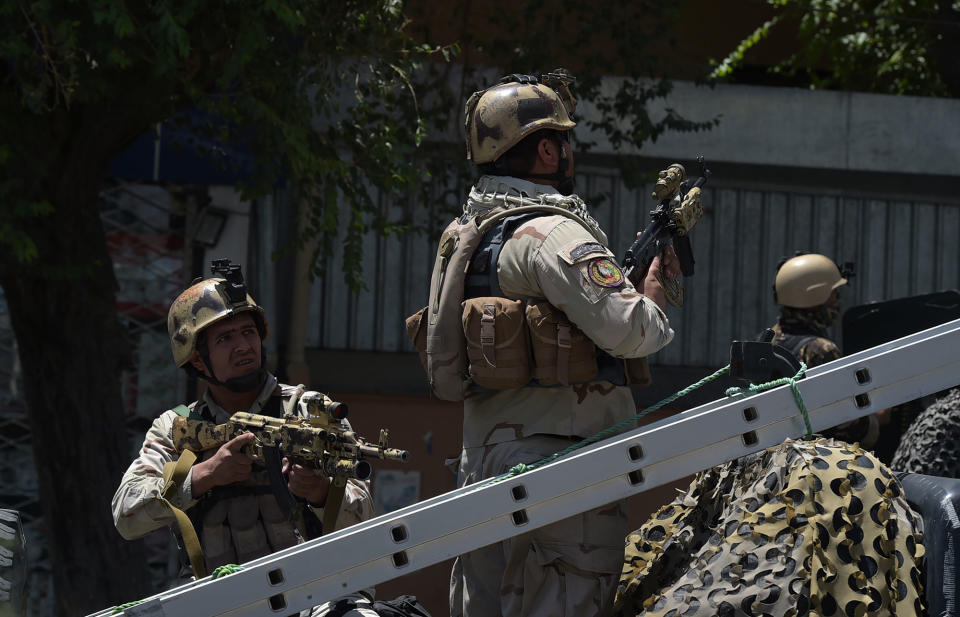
614, 438, 925, 617
891, 388, 960, 477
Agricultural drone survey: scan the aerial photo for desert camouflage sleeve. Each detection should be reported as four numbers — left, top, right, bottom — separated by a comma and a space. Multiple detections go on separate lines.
112, 410, 194, 540
796, 336, 841, 368
498, 216, 674, 358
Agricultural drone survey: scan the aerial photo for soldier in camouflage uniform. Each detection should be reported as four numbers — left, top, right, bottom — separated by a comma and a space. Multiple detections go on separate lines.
414, 73, 683, 617
767, 253, 846, 368
764, 253, 880, 447
112, 268, 377, 616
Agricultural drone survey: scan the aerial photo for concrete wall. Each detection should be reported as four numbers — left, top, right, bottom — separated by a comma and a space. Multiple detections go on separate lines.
585, 79, 960, 177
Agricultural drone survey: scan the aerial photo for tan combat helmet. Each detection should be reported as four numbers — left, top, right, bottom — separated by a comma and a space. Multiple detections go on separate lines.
775, 253, 848, 308
167, 261, 268, 368
464, 71, 577, 165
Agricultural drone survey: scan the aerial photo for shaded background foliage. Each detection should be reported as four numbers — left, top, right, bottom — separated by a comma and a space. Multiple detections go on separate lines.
404, 0, 718, 200
711, 0, 960, 97
0, 1, 438, 613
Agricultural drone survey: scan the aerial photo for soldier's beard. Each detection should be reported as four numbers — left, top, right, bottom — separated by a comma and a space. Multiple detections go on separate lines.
557, 176, 576, 196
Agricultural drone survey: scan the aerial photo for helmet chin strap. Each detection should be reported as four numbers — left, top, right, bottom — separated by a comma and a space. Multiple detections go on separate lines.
200, 366, 268, 393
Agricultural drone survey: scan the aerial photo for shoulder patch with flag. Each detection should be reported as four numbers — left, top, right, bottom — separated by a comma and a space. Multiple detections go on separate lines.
587, 257, 624, 288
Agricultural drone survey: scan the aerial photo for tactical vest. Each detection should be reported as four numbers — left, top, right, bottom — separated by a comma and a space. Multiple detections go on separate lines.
171, 392, 318, 574
406, 205, 647, 401
762, 330, 818, 364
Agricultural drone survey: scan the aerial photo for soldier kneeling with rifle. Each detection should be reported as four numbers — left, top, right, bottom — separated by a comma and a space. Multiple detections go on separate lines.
112, 260, 414, 617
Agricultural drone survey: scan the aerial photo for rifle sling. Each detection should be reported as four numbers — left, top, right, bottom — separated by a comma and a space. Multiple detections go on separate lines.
263, 385, 324, 540
323, 481, 346, 536
261, 394, 326, 541
261, 445, 301, 518
161, 449, 207, 579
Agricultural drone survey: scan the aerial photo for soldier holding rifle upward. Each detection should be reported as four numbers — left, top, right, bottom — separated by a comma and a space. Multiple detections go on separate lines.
406, 70, 706, 617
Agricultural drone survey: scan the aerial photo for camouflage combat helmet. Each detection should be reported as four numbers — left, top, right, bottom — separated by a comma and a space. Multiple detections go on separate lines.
464, 71, 577, 164
775, 253, 847, 308
167, 260, 268, 368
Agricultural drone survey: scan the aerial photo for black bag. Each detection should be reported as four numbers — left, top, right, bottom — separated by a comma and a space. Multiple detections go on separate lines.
371, 595, 434, 617
326, 594, 433, 617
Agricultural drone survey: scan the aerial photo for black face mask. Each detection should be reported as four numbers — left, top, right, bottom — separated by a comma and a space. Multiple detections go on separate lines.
779, 302, 841, 335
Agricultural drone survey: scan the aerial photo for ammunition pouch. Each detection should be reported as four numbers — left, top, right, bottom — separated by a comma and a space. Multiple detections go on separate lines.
409, 298, 652, 391
405, 306, 429, 373
407, 205, 652, 397
527, 301, 598, 386
462, 297, 532, 390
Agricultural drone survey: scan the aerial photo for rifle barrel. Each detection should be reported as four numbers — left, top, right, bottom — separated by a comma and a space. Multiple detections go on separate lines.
358, 444, 411, 462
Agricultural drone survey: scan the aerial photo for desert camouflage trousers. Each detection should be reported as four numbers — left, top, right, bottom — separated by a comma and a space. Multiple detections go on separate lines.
450, 435, 627, 617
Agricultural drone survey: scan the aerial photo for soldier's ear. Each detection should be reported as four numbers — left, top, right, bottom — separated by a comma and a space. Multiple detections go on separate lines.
537, 138, 559, 166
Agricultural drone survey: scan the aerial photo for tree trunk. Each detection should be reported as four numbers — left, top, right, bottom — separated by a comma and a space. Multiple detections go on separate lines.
1, 154, 153, 615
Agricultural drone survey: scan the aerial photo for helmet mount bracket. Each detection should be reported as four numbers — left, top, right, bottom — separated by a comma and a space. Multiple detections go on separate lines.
211, 258, 248, 305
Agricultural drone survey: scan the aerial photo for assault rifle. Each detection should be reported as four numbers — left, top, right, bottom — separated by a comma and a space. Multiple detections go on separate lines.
622, 156, 711, 307
171, 392, 410, 482
166, 392, 409, 578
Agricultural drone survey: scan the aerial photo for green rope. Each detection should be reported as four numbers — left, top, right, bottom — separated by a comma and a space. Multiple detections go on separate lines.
211, 563, 244, 579
725, 361, 812, 438
111, 600, 145, 614
484, 364, 733, 486
109, 564, 245, 613
484, 358, 813, 486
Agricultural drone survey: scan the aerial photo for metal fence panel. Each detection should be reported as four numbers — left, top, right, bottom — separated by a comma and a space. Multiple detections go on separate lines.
306, 172, 960, 370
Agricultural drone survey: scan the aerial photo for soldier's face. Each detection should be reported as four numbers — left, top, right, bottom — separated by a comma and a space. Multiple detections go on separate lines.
196, 313, 262, 380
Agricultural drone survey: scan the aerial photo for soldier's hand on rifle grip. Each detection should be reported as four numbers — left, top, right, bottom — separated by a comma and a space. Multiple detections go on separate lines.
659, 245, 681, 280
642, 246, 680, 311
283, 458, 331, 506
644, 256, 668, 311
190, 432, 256, 495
